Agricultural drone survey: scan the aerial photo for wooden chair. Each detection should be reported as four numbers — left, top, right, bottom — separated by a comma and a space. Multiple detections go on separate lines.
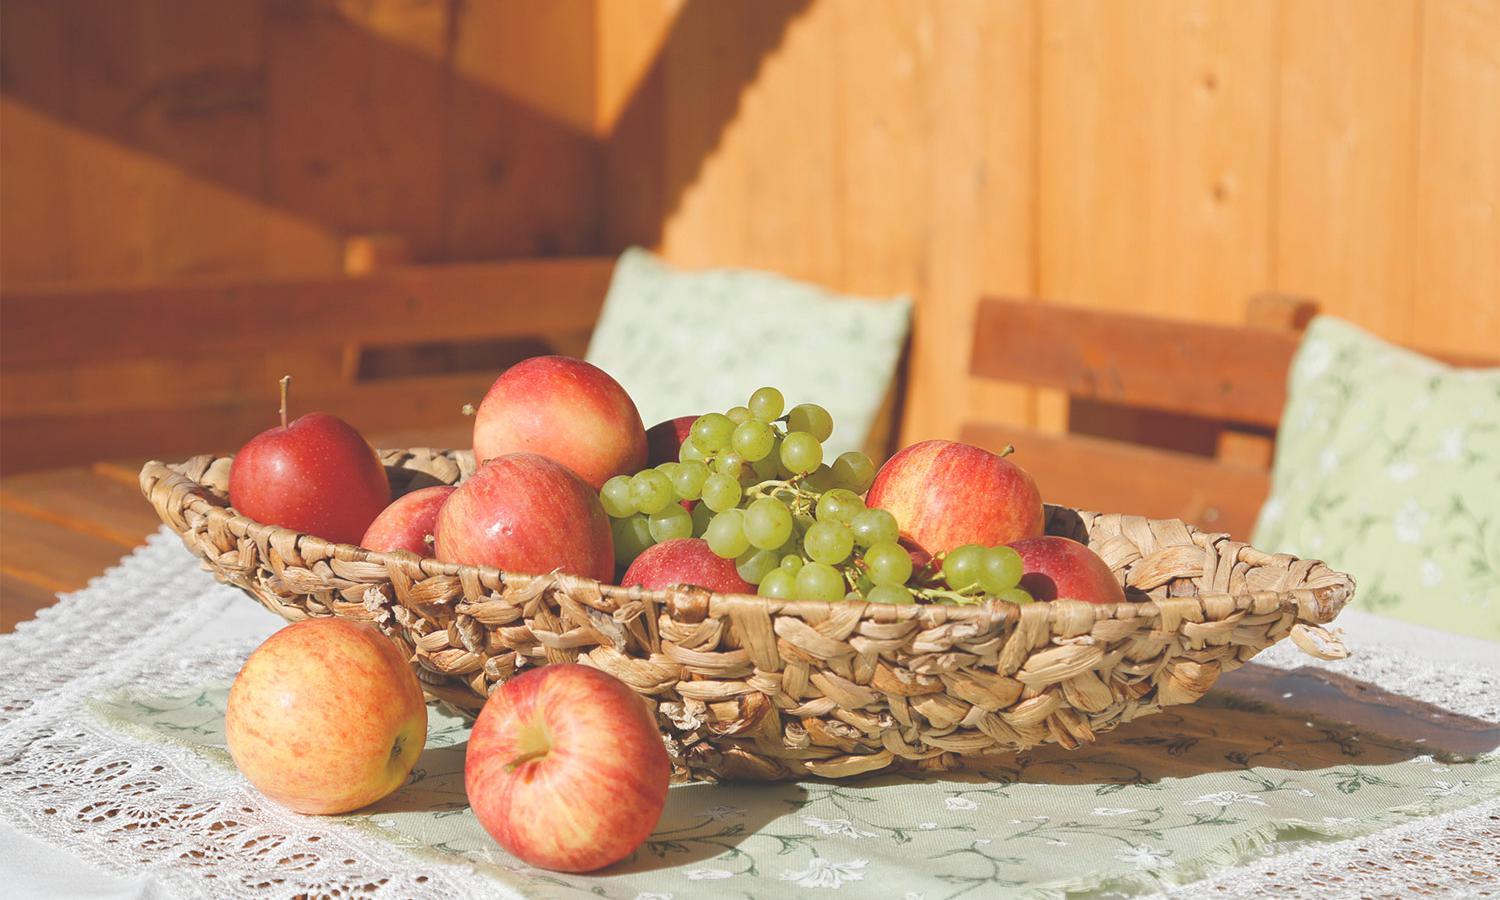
961, 295, 1320, 540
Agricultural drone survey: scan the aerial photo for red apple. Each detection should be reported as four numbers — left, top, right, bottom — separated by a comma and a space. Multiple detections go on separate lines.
620, 538, 752, 594
865, 440, 1043, 555
472, 356, 647, 489
646, 415, 698, 466
466, 664, 670, 872
435, 453, 613, 582
226, 618, 428, 814
1009, 536, 1126, 604
229, 399, 390, 546
361, 485, 455, 555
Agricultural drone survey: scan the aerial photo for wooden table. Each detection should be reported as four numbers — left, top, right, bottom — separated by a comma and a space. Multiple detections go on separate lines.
0, 428, 471, 632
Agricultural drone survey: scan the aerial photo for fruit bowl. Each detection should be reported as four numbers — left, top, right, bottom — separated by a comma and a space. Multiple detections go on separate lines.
141, 449, 1354, 782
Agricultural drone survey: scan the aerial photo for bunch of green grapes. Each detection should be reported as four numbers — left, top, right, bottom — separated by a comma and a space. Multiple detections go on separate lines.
925, 544, 1033, 606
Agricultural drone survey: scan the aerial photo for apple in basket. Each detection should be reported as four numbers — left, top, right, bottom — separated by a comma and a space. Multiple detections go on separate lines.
435, 452, 614, 582
228, 377, 390, 546
1009, 535, 1127, 605
620, 537, 752, 594
361, 485, 455, 555
865, 439, 1044, 554
472, 356, 648, 490
226, 619, 427, 815
466, 664, 670, 872
645, 414, 698, 466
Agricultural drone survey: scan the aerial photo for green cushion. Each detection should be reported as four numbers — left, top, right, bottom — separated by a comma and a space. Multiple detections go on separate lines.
585, 248, 912, 457
1252, 316, 1500, 641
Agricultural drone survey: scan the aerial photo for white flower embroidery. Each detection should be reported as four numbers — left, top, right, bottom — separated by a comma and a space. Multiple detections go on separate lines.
1436, 426, 1466, 461
918, 822, 938, 830
1318, 447, 1341, 474
1091, 807, 1138, 817
1046, 839, 1069, 846
1393, 499, 1428, 544
1116, 846, 1176, 869
636, 894, 673, 900
1186, 791, 1267, 807
1297, 339, 1333, 380
800, 816, 877, 839
1420, 559, 1445, 587
780, 858, 868, 889
944, 796, 979, 811
703, 805, 746, 821
1412, 754, 1435, 765
683, 868, 734, 881
1322, 817, 1358, 826
1259, 496, 1284, 527
973, 839, 992, 846
904, 894, 926, 900
1295, 788, 1316, 798
1385, 460, 1418, 483
1423, 781, 1468, 798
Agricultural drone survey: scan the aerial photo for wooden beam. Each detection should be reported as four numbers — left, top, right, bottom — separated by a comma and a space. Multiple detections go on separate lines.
961, 421, 1270, 540
0, 258, 616, 372
969, 297, 1301, 428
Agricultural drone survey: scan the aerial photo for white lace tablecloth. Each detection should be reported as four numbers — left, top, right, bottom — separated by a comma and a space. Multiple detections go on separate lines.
1, 530, 1497, 899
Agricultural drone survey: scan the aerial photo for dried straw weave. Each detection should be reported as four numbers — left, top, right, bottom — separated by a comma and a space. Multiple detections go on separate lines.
141, 449, 1353, 782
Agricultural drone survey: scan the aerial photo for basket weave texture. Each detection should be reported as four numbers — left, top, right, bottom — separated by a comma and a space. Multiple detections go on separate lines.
141, 449, 1353, 782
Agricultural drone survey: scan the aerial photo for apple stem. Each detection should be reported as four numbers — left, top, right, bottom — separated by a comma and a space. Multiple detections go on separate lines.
279, 375, 291, 429
504, 747, 549, 771
998, 443, 1015, 458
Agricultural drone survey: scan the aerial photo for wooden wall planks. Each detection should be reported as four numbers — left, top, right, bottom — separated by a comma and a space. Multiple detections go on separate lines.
2, 0, 1497, 442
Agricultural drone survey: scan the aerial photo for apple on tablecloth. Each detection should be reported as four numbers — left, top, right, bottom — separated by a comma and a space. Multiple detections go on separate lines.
466, 664, 670, 872
225, 618, 427, 815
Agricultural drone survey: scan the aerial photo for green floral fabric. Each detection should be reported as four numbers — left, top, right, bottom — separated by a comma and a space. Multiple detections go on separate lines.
584, 248, 911, 457
1252, 316, 1500, 641
91, 670, 1499, 899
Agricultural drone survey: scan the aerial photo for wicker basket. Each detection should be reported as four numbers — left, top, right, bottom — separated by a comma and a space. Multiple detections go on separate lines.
141, 448, 1353, 782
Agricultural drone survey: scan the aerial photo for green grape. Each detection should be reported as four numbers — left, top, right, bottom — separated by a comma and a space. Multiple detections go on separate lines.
941, 544, 987, 592
736, 547, 780, 585
780, 554, 805, 573
978, 546, 1024, 595
672, 460, 709, 501
648, 505, 693, 543
802, 464, 836, 493
714, 451, 746, 478
748, 386, 785, 421
751, 439, 782, 481
690, 500, 714, 537
700, 473, 742, 512
831, 451, 877, 494
630, 470, 675, 515
804, 521, 854, 565
758, 568, 796, 598
864, 541, 913, 586
610, 515, 654, 567
726, 406, 752, 425
744, 498, 794, 550
731, 419, 775, 462
600, 476, 636, 518
995, 587, 1035, 605
655, 460, 682, 482
678, 439, 707, 463
850, 508, 899, 548
705, 509, 750, 558
794, 562, 845, 601
867, 584, 915, 605
815, 488, 864, 525
689, 413, 735, 454
780, 431, 823, 474
787, 403, 834, 442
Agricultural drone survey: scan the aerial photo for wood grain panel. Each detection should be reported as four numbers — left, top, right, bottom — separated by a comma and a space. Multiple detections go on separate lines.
0, 0, 70, 283
1414, 0, 1500, 355
1275, 0, 1421, 342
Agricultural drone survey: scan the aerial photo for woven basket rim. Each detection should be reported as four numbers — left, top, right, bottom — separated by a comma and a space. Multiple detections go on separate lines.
139, 452, 1354, 630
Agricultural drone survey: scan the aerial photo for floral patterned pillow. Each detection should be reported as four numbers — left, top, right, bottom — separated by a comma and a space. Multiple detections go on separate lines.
585, 248, 912, 457
1253, 316, 1500, 640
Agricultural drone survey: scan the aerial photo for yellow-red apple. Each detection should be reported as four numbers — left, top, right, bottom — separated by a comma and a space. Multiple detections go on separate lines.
1009, 536, 1126, 604
225, 618, 427, 815
360, 485, 455, 555
466, 664, 670, 872
472, 356, 647, 489
435, 453, 614, 582
865, 440, 1044, 554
